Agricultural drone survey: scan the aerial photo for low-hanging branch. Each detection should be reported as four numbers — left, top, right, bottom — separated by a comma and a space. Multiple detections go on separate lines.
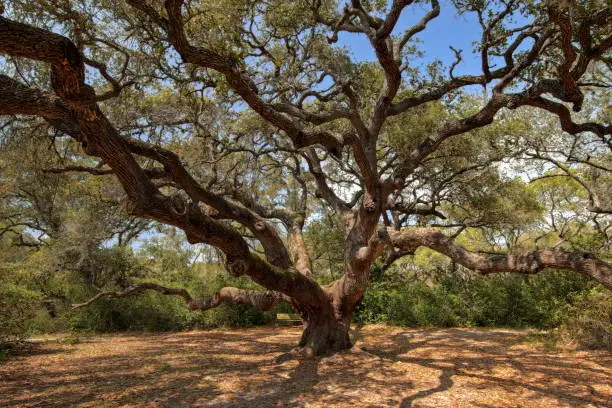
71, 283, 282, 312
383, 228, 612, 289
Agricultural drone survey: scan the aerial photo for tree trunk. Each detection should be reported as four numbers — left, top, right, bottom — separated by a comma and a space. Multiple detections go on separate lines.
298, 306, 353, 356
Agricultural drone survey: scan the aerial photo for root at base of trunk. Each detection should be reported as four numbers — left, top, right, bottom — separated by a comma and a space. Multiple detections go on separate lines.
297, 318, 352, 356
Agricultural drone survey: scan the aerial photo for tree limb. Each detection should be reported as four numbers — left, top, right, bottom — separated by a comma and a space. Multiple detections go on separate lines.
71, 283, 281, 312
383, 227, 612, 289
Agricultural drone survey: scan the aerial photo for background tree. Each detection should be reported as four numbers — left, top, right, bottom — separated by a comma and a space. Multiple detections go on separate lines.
0, 0, 610, 355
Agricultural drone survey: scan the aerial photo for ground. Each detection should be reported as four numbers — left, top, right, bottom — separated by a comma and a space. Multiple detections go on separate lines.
0, 326, 610, 408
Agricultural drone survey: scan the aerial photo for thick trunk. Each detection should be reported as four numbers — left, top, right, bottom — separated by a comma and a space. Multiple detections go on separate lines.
298, 305, 354, 356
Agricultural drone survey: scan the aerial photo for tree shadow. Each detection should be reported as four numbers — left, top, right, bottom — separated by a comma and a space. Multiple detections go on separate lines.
1, 327, 610, 407
399, 367, 454, 408
357, 328, 610, 407
199, 356, 321, 408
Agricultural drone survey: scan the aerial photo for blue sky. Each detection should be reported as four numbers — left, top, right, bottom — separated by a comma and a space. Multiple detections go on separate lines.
336, 0, 506, 76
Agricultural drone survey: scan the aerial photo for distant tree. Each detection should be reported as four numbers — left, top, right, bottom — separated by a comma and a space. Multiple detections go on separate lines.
0, 0, 610, 355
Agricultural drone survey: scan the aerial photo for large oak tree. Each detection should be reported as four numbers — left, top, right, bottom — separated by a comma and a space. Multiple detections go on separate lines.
1, 0, 610, 355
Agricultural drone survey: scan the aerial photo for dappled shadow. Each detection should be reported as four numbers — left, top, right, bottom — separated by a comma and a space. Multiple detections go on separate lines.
200, 357, 321, 408
0, 326, 610, 407
399, 367, 453, 408
357, 328, 611, 407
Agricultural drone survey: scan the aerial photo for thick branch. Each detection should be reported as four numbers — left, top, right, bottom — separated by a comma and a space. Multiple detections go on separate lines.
0, 16, 327, 310
71, 283, 281, 312
0, 17, 85, 102
385, 228, 612, 289
0, 16, 158, 208
187, 287, 281, 312
0, 75, 72, 119
120, 137, 293, 269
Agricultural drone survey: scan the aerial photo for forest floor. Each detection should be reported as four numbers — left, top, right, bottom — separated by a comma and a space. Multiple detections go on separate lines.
0, 325, 610, 408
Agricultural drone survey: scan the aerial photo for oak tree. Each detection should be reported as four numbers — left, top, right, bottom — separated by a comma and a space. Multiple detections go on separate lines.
1, 0, 610, 355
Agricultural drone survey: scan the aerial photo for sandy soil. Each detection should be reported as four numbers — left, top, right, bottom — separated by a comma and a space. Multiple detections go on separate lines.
0, 325, 610, 407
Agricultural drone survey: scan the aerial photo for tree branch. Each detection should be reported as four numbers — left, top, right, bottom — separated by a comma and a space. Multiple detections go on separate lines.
0, 75, 72, 119
384, 227, 612, 289
0, 15, 327, 310
71, 283, 281, 312
127, 0, 352, 154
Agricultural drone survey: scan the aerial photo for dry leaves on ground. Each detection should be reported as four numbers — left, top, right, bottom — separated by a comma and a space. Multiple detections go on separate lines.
0, 325, 610, 407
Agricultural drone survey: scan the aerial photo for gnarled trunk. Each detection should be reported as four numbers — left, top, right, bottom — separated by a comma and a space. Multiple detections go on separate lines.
296, 283, 358, 356
299, 310, 353, 356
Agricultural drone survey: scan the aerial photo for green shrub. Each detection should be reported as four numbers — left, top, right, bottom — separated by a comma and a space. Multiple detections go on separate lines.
558, 287, 611, 350
355, 282, 466, 327
0, 283, 41, 346
354, 269, 596, 329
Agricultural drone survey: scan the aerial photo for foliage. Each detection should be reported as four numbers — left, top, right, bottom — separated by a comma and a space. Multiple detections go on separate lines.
0, 283, 41, 346
304, 214, 345, 281
355, 264, 598, 330
558, 287, 611, 350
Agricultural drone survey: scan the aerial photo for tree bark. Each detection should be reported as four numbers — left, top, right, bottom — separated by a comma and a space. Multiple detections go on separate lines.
293, 280, 362, 356
299, 313, 352, 356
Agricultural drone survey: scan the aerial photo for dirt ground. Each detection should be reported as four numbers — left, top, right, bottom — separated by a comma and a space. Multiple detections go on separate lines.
0, 326, 610, 408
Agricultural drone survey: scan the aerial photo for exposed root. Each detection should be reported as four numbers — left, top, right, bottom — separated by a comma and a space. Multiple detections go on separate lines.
274, 345, 316, 363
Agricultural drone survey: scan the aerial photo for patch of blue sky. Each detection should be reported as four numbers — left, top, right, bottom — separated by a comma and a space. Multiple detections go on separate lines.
338, 1, 483, 71
333, 0, 533, 96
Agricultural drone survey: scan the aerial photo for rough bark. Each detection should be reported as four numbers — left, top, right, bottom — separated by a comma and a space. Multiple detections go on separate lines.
72, 283, 281, 312
383, 228, 612, 290
298, 310, 352, 356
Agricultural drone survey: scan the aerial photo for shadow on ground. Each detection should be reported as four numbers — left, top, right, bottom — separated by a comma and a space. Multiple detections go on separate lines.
0, 326, 610, 407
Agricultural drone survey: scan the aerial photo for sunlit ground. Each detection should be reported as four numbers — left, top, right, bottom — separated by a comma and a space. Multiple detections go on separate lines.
1, 325, 610, 407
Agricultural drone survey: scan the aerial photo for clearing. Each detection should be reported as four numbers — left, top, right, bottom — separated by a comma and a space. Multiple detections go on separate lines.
0, 326, 610, 407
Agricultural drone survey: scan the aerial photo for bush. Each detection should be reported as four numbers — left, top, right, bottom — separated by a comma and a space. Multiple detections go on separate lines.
558, 287, 611, 350
0, 283, 41, 346
354, 269, 596, 330
354, 282, 465, 327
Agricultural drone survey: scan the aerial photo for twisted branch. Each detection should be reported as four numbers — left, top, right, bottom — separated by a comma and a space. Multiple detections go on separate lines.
72, 283, 281, 312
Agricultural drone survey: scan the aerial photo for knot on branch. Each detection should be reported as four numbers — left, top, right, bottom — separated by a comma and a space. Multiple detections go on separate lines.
254, 220, 266, 231
227, 259, 249, 277
171, 195, 187, 215
363, 192, 377, 212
